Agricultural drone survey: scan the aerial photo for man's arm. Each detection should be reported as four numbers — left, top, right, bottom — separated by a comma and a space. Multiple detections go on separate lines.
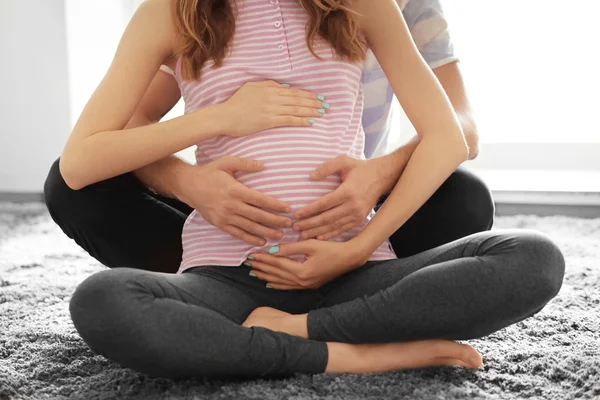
433, 62, 479, 159
400, 0, 479, 159
125, 68, 195, 201
386, 62, 478, 178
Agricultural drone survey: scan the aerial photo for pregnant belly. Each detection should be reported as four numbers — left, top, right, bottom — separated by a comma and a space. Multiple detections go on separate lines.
197, 130, 352, 211
236, 160, 343, 213
180, 155, 381, 269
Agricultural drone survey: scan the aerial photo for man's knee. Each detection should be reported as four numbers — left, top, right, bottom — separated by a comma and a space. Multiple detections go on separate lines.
440, 167, 495, 231
43, 157, 140, 226
43, 158, 70, 220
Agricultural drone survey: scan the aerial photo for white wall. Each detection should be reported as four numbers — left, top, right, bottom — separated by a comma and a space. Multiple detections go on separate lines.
0, 0, 71, 193
65, 0, 136, 127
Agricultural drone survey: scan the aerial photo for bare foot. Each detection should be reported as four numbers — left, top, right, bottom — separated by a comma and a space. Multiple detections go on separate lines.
327, 340, 483, 373
242, 306, 309, 337
243, 308, 484, 372
242, 307, 291, 329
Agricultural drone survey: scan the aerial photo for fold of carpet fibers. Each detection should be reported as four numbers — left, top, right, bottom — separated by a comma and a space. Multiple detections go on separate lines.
0, 203, 598, 400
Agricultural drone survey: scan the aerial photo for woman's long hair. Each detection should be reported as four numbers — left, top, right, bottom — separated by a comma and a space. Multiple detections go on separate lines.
172, 0, 367, 80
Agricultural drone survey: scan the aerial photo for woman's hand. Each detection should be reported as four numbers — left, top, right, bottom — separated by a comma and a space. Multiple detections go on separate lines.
221, 81, 326, 137
246, 240, 367, 290
176, 156, 293, 246
292, 154, 402, 240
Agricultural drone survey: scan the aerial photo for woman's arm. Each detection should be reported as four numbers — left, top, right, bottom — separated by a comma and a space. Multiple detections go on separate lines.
125, 68, 196, 199
125, 68, 182, 131
351, 0, 469, 260
60, 0, 225, 190
401, 0, 479, 159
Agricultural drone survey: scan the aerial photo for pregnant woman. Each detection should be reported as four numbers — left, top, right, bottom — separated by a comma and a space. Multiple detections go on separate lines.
62, 0, 565, 378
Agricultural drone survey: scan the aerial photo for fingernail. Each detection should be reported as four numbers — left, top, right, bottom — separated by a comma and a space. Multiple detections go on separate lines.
317, 95, 325, 101
308, 119, 316, 125
269, 245, 280, 255
281, 83, 291, 87
317, 108, 325, 114
321, 102, 330, 109
249, 272, 257, 278
243, 262, 252, 267
266, 285, 273, 289
247, 256, 255, 261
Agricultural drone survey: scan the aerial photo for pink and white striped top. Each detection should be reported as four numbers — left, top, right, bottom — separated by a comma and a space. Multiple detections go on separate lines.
175, 0, 397, 272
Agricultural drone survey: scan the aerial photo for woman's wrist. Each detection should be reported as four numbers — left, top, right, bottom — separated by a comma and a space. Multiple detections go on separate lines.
195, 104, 232, 138
345, 237, 379, 266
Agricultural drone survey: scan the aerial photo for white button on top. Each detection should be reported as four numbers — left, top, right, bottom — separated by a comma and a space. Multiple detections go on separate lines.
277, 44, 284, 50
269, 0, 277, 4
274, 21, 281, 28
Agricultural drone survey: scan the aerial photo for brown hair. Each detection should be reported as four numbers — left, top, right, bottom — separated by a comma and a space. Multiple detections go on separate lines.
172, 0, 367, 81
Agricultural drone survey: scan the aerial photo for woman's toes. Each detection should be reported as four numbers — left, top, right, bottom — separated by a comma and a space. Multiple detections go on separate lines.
432, 340, 482, 368
466, 347, 483, 368
452, 343, 482, 368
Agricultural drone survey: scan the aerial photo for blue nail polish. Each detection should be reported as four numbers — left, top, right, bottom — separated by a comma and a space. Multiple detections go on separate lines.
281, 83, 291, 87
247, 256, 255, 260
308, 119, 316, 125
317, 109, 325, 114
317, 95, 325, 101
322, 102, 330, 109
249, 272, 257, 278
243, 262, 252, 267
269, 245, 280, 255
266, 285, 273, 289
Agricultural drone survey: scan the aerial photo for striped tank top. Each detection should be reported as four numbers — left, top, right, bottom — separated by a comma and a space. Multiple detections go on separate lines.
175, 0, 397, 272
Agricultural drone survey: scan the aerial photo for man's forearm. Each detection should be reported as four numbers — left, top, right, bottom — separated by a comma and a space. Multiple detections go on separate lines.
433, 62, 479, 159
378, 135, 420, 195
457, 111, 479, 159
134, 156, 193, 200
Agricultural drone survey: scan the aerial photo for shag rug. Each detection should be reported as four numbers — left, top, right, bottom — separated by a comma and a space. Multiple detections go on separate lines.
0, 203, 598, 400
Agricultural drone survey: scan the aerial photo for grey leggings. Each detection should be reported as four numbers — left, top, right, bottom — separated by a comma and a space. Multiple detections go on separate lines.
69, 229, 565, 379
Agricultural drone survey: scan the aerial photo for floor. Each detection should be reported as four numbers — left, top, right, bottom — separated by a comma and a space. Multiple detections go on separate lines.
0, 203, 599, 400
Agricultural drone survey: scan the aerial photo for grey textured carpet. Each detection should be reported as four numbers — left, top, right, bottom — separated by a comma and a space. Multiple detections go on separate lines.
0, 203, 598, 400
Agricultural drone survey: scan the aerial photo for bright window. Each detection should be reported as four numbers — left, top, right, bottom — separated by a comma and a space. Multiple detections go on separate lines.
393, 1, 600, 193
443, 0, 600, 144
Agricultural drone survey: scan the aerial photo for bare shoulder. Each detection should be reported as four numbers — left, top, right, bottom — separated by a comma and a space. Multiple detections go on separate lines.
137, 0, 173, 17
351, 0, 404, 36
351, 0, 398, 15
129, 0, 177, 56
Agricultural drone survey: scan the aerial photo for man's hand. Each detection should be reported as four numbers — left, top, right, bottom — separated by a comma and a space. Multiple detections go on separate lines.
176, 156, 292, 246
246, 240, 366, 290
293, 155, 400, 240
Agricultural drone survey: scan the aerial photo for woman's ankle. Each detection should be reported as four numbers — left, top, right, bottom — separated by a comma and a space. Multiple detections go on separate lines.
325, 342, 366, 373
281, 314, 309, 338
